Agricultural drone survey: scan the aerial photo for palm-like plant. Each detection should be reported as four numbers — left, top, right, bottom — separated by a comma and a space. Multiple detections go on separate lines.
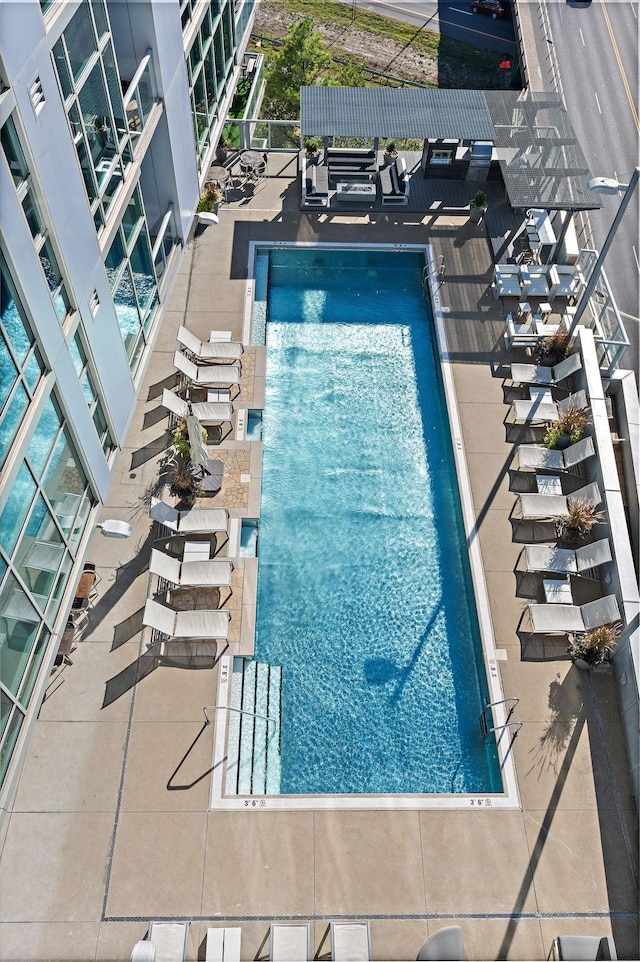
568, 622, 620, 666
555, 498, 603, 543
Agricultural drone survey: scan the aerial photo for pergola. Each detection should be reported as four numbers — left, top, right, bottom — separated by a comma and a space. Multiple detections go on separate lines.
300, 87, 602, 213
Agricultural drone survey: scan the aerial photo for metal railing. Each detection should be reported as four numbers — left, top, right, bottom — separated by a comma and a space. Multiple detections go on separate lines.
123, 50, 158, 147
203, 705, 277, 727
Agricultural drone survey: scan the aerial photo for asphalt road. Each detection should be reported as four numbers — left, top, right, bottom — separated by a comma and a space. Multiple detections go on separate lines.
349, 0, 517, 52
546, 0, 639, 370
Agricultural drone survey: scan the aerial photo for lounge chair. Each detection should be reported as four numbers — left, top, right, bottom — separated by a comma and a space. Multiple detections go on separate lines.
510, 390, 588, 425
516, 481, 601, 520
130, 921, 189, 962
177, 325, 243, 361
161, 388, 232, 426
510, 353, 582, 387
551, 934, 617, 960
150, 497, 228, 534
205, 927, 242, 962
143, 598, 231, 640
524, 539, 612, 578
174, 351, 241, 386
150, 548, 233, 587
269, 923, 310, 961
526, 593, 621, 635
330, 921, 371, 961
514, 436, 595, 473
416, 925, 465, 961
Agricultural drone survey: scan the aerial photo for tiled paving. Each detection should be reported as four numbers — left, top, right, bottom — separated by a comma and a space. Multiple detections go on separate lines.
0, 157, 638, 962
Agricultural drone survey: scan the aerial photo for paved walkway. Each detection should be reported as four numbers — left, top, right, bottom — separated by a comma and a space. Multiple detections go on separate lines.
0, 159, 637, 962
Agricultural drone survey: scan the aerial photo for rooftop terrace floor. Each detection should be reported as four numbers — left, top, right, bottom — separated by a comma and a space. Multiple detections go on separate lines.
0, 154, 637, 962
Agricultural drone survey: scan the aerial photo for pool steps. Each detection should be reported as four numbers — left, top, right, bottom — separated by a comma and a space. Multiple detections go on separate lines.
225, 657, 282, 796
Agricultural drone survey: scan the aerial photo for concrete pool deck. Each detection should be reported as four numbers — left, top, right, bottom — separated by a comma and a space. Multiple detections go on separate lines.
0, 156, 637, 962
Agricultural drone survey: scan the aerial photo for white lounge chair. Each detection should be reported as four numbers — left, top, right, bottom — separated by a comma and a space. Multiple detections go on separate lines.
177, 325, 243, 361
417, 925, 465, 961
510, 390, 588, 425
514, 436, 595, 473
150, 497, 228, 534
143, 598, 230, 640
150, 549, 233, 588
524, 539, 612, 578
205, 926, 242, 962
526, 594, 620, 635
174, 351, 241, 386
510, 353, 582, 387
516, 481, 601, 520
269, 923, 310, 961
330, 921, 371, 961
551, 934, 617, 960
161, 389, 232, 426
132, 921, 189, 962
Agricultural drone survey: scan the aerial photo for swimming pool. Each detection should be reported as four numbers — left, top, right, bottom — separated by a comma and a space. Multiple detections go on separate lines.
242, 246, 502, 797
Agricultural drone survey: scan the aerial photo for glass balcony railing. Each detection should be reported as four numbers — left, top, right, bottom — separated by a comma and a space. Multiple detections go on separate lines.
122, 51, 158, 148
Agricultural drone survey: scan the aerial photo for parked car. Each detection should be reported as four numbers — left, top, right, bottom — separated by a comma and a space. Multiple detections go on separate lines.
471, 0, 506, 18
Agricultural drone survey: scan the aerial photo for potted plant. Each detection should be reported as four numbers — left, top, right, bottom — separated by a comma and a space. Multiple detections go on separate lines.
304, 137, 320, 163
568, 622, 620, 670
197, 182, 223, 213
469, 189, 488, 223
171, 418, 207, 456
555, 497, 603, 545
169, 460, 202, 508
543, 403, 590, 450
536, 330, 570, 366
384, 140, 398, 165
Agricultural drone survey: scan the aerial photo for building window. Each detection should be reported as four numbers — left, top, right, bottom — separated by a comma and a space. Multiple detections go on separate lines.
0, 258, 46, 470
69, 332, 115, 457
105, 187, 158, 374
0, 395, 96, 789
51, 2, 132, 238
1, 115, 75, 324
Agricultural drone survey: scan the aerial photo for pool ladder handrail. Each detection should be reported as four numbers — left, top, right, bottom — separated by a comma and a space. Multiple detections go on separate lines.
422, 256, 446, 291
203, 704, 278, 727
479, 696, 522, 744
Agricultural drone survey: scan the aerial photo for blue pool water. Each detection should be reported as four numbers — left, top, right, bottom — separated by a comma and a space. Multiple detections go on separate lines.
254, 247, 500, 795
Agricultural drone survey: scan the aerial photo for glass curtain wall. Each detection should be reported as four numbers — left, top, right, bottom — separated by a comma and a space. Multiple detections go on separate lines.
104, 187, 158, 374
51, 0, 132, 238
68, 333, 115, 458
0, 393, 96, 786
186, 1, 236, 173
0, 259, 46, 471
1, 116, 74, 323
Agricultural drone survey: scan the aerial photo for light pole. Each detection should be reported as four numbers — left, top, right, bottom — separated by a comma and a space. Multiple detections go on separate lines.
568, 166, 639, 338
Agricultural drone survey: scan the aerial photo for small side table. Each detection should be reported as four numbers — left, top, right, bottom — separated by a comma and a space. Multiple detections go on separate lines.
543, 579, 573, 604
536, 475, 562, 496
518, 301, 531, 317
183, 541, 211, 563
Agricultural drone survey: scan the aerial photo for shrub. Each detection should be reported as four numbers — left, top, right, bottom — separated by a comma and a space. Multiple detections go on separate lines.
543, 404, 590, 448
568, 622, 620, 666
536, 331, 570, 365
555, 498, 603, 543
384, 140, 397, 155
197, 183, 222, 213
169, 460, 202, 507
471, 190, 487, 209
304, 137, 320, 155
